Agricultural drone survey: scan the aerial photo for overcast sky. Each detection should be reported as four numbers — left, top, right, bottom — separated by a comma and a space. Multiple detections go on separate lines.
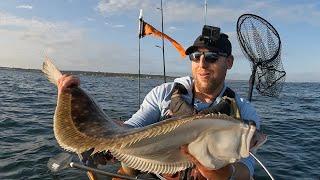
0, 0, 319, 82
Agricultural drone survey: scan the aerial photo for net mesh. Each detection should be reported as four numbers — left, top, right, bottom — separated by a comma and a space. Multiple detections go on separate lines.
237, 14, 286, 97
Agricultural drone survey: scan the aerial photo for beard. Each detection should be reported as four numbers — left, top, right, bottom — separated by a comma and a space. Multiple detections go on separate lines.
194, 76, 222, 94
192, 63, 228, 95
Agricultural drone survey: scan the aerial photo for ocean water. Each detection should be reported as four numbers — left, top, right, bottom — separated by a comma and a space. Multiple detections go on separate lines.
0, 68, 319, 179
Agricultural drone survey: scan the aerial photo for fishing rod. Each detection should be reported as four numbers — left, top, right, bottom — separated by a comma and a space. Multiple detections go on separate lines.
157, 0, 166, 83
77, 153, 97, 180
47, 152, 143, 180
250, 152, 275, 180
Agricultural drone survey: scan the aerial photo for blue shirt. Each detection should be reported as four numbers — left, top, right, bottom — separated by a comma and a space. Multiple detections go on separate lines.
124, 76, 261, 176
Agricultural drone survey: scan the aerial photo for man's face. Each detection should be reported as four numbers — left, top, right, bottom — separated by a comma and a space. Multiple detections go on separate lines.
191, 48, 233, 94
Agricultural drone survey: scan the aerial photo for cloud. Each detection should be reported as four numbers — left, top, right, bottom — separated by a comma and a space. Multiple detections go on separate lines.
103, 22, 125, 28
16, 5, 33, 9
266, 2, 320, 26
96, 0, 320, 26
165, 1, 243, 24
96, 0, 152, 15
168, 26, 177, 30
166, 26, 183, 34
0, 12, 83, 66
86, 17, 95, 22
0, 12, 137, 72
95, 0, 241, 23
164, 1, 320, 25
112, 24, 125, 28
0, 12, 82, 44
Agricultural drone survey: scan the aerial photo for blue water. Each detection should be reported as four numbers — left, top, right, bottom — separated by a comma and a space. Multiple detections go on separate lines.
0, 68, 319, 179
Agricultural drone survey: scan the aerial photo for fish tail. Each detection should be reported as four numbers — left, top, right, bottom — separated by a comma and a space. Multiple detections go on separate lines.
42, 57, 63, 86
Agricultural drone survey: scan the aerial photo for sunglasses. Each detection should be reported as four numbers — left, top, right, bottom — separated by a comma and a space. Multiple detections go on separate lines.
189, 51, 227, 63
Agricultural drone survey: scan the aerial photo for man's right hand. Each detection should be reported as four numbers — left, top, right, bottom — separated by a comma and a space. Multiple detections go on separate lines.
57, 74, 80, 95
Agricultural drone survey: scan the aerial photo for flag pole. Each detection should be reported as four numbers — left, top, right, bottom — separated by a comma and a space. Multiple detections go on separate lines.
138, 9, 143, 106
160, 0, 166, 83
204, 0, 207, 25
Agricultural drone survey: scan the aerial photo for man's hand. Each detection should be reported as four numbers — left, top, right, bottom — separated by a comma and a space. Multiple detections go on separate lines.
81, 149, 116, 167
180, 145, 234, 180
57, 74, 80, 95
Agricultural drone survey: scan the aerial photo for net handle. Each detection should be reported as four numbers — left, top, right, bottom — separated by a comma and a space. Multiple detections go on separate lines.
248, 64, 257, 102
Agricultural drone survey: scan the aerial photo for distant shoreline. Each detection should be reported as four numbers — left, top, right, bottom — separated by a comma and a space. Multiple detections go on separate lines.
1, 66, 318, 83
0, 66, 177, 79
0, 66, 243, 82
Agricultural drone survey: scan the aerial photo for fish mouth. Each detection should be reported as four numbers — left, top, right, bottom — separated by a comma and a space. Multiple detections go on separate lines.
250, 131, 267, 151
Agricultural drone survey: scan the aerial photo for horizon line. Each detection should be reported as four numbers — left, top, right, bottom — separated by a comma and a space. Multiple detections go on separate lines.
0, 66, 319, 83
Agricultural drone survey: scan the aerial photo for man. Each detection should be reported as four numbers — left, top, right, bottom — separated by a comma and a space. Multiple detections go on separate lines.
58, 25, 260, 179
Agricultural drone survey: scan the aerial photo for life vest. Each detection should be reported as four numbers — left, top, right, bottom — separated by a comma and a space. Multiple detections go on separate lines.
115, 83, 241, 180
168, 83, 241, 119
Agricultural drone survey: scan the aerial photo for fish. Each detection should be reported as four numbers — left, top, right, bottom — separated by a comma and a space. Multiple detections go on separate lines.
42, 58, 266, 174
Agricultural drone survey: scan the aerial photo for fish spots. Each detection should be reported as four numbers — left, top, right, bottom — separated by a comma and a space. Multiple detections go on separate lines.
92, 121, 100, 126
73, 104, 80, 110
82, 110, 89, 116
89, 128, 98, 133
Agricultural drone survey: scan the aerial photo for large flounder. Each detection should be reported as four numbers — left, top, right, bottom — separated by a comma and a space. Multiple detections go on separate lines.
43, 59, 263, 174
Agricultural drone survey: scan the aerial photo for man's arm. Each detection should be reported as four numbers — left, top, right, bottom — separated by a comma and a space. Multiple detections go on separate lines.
124, 83, 173, 127
233, 162, 251, 180
235, 94, 262, 177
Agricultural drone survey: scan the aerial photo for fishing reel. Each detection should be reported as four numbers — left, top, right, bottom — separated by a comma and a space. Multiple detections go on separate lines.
201, 25, 221, 45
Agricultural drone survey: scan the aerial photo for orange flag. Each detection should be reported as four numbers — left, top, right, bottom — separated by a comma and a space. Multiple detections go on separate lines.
139, 20, 186, 58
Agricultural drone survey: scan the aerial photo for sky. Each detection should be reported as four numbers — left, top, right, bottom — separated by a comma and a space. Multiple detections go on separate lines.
0, 0, 319, 82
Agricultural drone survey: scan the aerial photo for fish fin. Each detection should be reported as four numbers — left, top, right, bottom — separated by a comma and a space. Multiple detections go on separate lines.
42, 57, 63, 86
111, 149, 192, 174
